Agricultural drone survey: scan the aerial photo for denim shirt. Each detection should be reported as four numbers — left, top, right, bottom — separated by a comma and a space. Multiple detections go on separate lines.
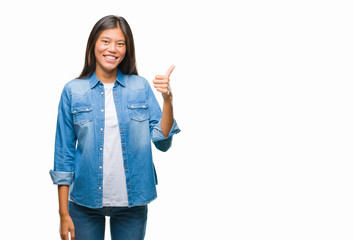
49, 71, 180, 208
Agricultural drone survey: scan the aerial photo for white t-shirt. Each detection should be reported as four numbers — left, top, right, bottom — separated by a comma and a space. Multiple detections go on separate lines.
102, 83, 128, 206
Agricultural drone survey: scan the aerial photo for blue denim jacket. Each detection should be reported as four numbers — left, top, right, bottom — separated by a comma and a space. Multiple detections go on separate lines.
49, 71, 180, 208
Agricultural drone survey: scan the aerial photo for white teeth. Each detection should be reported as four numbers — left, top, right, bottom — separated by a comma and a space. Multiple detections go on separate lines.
105, 56, 117, 60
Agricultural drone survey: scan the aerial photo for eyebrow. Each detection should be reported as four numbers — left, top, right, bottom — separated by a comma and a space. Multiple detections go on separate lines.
101, 36, 125, 42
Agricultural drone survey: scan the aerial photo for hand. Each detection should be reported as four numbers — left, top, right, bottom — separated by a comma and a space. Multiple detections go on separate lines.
153, 65, 175, 101
60, 214, 75, 240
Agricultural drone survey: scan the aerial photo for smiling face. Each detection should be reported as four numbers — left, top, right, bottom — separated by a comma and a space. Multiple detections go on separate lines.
94, 27, 126, 76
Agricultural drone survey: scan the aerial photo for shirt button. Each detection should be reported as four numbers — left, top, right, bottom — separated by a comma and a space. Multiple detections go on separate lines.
125, 166, 128, 169
123, 148, 126, 151
118, 110, 120, 113
99, 166, 102, 169
128, 186, 131, 189
121, 128, 124, 132
99, 187, 102, 190
115, 93, 117, 96
100, 128, 103, 131
101, 109, 104, 112
101, 92, 104, 95
100, 148, 103, 151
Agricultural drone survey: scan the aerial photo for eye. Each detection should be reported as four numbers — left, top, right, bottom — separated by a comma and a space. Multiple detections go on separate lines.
103, 40, 109, 44
118, 42, 125, 46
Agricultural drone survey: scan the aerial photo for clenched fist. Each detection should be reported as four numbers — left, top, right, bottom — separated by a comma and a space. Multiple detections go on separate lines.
153, 65, 175, 101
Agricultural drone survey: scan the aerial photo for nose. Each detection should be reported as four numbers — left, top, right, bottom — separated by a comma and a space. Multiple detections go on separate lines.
108, 43, 117, 52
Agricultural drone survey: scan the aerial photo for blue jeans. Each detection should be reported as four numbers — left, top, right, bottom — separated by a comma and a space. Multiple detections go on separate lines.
68, 201, 148, 240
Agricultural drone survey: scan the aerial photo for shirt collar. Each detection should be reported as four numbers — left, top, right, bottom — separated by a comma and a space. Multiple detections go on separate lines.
89, 70, 126, 88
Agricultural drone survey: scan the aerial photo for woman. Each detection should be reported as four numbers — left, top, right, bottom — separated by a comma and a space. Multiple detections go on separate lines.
49, 15, 180, 240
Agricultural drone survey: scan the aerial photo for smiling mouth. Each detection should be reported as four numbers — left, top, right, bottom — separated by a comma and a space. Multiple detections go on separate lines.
104, 55, 118, 60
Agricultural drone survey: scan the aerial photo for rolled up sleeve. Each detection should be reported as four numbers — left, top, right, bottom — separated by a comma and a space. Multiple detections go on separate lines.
49, 170, 74, 185
50, 84, 77, 185
151, 119, 180, 152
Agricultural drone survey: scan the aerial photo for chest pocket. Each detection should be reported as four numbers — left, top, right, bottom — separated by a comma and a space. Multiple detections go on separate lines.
72, 106, 93, 124
127, 102, 149, 122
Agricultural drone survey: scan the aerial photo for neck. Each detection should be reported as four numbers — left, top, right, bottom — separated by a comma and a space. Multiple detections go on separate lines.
95, 67, 117, 84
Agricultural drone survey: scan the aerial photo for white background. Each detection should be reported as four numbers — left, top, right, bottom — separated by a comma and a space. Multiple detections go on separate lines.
0, 0, 352, 239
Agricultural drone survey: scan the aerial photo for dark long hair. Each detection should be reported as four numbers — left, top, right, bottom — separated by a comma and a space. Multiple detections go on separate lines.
78, 15, 138, 79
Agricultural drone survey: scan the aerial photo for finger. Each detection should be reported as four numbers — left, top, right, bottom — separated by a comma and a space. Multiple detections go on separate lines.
165, 65, 175, 77
61, 232, 68, 240
154, 84, 169, 89
156, 88, 169, 94
153, 81, 169, 87
70, 229, 75, 240
153, 79, 169, 84
155, 75, 169, 79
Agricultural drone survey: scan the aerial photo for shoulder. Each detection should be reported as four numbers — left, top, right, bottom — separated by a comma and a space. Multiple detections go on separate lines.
63, 78, 91, 96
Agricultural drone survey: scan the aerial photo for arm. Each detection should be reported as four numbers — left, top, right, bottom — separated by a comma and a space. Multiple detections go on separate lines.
58, 185, 70, 216
49, 84, 77, 239
50, 84, 76, 185
154, 65, 175, 138
58, 185, 75, 240
160, 93, 174, 138
148, 65, 180, 151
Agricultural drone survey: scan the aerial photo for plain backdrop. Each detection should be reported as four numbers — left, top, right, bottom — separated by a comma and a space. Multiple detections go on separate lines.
0, 0, 353, 239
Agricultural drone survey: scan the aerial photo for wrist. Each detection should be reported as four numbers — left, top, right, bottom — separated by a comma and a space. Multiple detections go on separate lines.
59, 211, 70, 217
162, 93, 173, 102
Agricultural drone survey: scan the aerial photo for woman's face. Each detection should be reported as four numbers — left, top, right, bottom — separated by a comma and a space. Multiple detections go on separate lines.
94, 27, 126, 75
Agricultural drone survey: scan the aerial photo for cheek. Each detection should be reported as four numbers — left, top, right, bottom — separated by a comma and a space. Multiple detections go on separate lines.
94, 48, 98, 59
95, 43, 105, 56
120, 47, 127, 58
94, 47, 100, 60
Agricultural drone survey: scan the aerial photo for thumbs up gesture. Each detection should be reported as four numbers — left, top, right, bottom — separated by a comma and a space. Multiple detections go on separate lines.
153, 65, 175, 101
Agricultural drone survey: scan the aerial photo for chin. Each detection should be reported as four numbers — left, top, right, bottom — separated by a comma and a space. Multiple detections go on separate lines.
101, 64, 119, 73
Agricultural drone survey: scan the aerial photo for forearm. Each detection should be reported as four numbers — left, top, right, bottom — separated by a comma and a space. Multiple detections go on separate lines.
58, 185, 70, 216
161, 94, 174, 138
57, 185, 75, 239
